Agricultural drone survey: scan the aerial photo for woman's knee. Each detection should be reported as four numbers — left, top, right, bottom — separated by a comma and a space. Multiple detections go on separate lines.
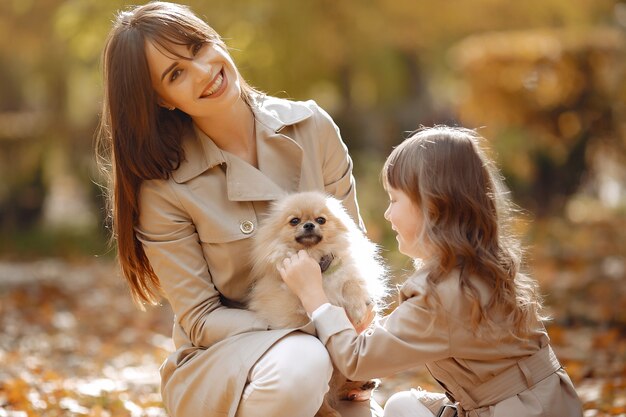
273, 333, 333, 390
241, 333, 332, 415
249, 333, 332, 391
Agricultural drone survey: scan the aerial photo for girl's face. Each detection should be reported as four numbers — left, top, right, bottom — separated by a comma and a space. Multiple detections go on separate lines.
145, 40, 243, 118
384, 187, 427, 259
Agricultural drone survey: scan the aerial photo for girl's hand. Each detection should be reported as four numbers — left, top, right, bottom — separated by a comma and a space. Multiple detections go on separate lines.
278, 250, 329, 315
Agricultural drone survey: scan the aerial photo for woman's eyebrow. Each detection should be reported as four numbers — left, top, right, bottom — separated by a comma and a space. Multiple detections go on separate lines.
160, 62, 177, 82
159, 43, 198, 82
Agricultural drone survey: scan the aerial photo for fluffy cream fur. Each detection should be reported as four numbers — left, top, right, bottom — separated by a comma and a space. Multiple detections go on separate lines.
247, 191, 388, 417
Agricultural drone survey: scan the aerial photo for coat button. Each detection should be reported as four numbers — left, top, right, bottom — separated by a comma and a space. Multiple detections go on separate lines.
240, 220, 254, 234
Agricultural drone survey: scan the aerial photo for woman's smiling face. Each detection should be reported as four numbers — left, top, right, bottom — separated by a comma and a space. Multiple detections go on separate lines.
145, 40, 242, 118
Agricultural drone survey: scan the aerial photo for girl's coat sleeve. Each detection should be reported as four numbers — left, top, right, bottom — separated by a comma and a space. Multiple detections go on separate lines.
314, 285, 451, 381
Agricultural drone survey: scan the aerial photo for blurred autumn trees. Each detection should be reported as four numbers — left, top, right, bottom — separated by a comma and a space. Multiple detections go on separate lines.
0, 0, 624, 241
452, 28, 626, 215
0, 0, 626, 244
0, 1, 624, 261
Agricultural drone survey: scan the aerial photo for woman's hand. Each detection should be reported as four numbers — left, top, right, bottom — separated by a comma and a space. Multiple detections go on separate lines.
278, 250, 329, 315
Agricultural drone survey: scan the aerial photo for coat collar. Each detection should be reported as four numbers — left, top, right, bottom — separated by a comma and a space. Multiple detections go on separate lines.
399, 270, 428, 303
253, 94, 314, 133
172, 95, 313, 201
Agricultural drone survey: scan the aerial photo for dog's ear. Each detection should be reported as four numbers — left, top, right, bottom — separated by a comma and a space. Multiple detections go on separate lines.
325, 196, 358, 231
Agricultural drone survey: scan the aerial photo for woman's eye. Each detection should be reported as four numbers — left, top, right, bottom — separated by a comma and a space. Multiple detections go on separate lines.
315, 217, 326, 225
289, 218, 301, 226
170, 68, 182, 82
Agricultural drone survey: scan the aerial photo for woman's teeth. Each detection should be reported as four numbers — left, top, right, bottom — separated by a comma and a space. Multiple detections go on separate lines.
203, 72, 223, 96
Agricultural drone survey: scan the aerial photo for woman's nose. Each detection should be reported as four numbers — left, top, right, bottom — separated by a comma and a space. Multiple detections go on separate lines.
191, 58, 212, 75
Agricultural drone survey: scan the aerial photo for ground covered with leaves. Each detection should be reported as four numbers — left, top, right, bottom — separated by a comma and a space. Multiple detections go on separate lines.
0, 260, 171, 417
0, 251, 624, 416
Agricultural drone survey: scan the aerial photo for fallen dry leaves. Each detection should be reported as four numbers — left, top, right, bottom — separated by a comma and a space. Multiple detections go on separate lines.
0, 259, 171, 417
0, 258, 624, 416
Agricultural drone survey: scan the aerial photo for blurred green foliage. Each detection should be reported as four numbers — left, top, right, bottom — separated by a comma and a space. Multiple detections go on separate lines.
0, 0, 625, 263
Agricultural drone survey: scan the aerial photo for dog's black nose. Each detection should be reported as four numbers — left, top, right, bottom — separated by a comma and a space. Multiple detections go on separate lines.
303, 222, 315, 231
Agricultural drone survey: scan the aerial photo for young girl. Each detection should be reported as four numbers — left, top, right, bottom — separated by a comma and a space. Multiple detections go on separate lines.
96, 2, 378, 416
279, 126, 583, 417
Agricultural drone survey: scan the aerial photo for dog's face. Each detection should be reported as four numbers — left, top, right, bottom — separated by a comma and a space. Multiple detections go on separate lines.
269, 192, 350, 251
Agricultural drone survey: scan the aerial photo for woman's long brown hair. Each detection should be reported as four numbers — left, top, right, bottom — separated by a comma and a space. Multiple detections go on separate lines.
95, 2, 259, 308
383, 126, 546, 338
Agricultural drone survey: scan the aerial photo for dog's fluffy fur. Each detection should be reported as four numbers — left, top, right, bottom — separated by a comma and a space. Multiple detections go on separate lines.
247, 191, 388, 417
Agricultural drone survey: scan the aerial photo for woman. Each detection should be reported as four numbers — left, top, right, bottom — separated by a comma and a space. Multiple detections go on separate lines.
96, 2, 378, 416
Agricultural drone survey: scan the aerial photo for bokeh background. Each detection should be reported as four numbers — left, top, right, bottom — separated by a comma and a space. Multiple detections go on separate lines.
1, 0, 625, 416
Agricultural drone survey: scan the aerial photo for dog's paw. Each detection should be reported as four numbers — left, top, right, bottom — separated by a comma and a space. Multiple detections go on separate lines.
336, 378, 380, 400
359, 378, 380, 391
345, 302, 368, 325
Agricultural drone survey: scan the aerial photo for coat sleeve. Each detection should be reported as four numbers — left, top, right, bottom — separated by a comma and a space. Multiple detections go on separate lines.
308, 102, 364, 230
314, 294, 451, 381
136, 179, 268, 348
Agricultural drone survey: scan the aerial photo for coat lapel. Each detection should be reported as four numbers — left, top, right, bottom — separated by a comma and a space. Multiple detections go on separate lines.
254, 123, 303, 196
172, 95, 313, 203
223, 149, 287, 201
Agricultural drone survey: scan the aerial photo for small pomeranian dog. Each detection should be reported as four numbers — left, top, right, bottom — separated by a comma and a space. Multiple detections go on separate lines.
247, 191, 388, 417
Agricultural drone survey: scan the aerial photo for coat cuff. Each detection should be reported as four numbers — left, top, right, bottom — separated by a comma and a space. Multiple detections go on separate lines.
313, 304, 354, 345
310, 302, 332, 320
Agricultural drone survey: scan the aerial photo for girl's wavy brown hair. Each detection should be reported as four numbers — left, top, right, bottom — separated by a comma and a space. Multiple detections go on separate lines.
95, 2, 260, 308
383, 126, 546, 338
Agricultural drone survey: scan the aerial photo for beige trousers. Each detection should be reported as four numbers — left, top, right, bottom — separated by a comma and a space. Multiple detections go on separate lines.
236, 332, 382, 417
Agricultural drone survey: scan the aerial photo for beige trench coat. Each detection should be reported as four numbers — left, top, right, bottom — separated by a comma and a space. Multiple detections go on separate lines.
314, 270, 583, 417
136, 96, 363, 417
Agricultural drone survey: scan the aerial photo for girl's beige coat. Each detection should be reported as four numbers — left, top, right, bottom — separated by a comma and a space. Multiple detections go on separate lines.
136, 96, 361, 417
314, 271, 583, 417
